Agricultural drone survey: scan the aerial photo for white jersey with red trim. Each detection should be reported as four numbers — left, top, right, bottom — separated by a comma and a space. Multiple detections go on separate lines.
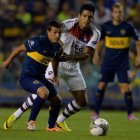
60, 18, 100, 68
45, 18, 100, 91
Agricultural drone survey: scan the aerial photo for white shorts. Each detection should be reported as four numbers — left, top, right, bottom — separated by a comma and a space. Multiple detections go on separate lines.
45, 62, 86, 91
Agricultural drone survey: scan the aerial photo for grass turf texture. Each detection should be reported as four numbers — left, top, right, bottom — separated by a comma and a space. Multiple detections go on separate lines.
0, 108, 140, 140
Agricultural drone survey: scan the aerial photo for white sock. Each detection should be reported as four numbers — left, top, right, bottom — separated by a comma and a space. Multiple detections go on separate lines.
13, 108, 23, 118
57, 100, 81, 122
13, 94, 37, 118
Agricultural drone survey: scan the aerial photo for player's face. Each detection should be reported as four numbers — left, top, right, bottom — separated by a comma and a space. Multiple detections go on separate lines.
78, 10, 94, 30
47, 27, 61, 43
112, 7, 124, 22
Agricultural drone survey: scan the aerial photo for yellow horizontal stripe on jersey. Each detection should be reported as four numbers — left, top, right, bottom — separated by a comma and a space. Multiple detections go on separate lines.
105, 36, 131, 49
27, 52, 53, 66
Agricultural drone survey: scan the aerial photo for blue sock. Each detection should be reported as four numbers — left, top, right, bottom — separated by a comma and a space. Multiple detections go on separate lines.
94, 89, 105, 114
48, 104, 61, 128
28, 96, 45, 121
124, 91, 133, 115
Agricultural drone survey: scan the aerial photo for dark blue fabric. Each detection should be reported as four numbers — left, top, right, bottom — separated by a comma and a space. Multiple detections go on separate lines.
124, 91, 133, 115
21, 35, 61, 77
20, 76, 57, 100
99, 67, 131, 83
94, 89, 105, 114
100, 21, 139, 70
28, 96, 45, 121
48, 104, 61, 128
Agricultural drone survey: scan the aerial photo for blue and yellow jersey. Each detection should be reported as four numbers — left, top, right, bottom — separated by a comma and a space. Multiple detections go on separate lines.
20, 35, 61, 78
101, 21, 139, 70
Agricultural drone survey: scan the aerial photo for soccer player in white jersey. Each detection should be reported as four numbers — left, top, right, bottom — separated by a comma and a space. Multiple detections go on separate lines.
45, 3, 100, 131
4, 4, 100, 131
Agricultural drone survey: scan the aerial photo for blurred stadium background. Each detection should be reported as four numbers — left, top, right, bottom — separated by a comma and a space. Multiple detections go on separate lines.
0, 0, 140, 110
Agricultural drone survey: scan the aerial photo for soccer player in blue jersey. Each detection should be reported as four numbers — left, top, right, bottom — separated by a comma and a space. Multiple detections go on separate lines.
3, 4, 100, 131
90, 2, 140, 120
3, 20, 63, 131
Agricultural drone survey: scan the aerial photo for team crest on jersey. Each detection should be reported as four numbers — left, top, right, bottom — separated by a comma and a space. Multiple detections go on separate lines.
48, 71, 53, 75
33, 80, 39, 84
120, 29, 126, 35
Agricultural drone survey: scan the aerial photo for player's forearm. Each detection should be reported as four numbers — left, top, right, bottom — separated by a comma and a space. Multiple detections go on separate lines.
7, 45, 25, 62
3, 44, 26, 68
58, 47, 93, 61
94, 40, 104, 55
66, 53, 89, 61
51, 59, 59, 77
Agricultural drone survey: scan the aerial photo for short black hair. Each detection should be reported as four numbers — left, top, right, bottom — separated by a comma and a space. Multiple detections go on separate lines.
47, 20, 62, 31
80, 3, 95, 14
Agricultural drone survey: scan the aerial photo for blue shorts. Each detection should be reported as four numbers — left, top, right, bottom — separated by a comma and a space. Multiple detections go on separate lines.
19, 76, 57, 100
99, 67, 131, 83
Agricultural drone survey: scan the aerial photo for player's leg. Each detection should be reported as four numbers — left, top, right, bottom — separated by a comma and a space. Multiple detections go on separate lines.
44, 80, 62, 131
90, 82, 108, 119
56, 89, 86, 131
14, 94, 37, 118
46, 94, 62, 131
4, 94, 37, 130
57, 89, 87, 122
27, 86, 49, 130
118, 70, 138, 120
90, 68, 115, 119
56, 69, 87, 131
4, 77, 48, 130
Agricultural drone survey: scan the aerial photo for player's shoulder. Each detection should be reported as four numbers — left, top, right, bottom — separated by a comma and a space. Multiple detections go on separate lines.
90, 24, 101, 36
102, 20, 112, 27
62, 18, 78, 25
62, 18, 78, 31
122, 21, 135, 28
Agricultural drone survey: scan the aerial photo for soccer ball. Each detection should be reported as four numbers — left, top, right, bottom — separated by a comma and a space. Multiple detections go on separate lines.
89, 118, 109, 136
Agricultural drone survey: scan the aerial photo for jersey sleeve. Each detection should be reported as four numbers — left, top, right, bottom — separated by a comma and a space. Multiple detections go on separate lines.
129, 23, 140, 41
24, 37, 39, 52
62, 18, 78, 32
100, 24, 106, 40
87, 29, 101, 49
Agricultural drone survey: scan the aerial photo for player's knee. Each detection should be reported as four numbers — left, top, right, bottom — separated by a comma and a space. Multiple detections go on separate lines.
76, 98, 88, 107
37, 86, 49, 99
98, 82, 107, 90
49, 95, 62, 106
122, 84, 131, 92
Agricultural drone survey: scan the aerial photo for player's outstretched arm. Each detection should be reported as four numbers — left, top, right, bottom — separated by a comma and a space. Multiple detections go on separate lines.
51, 47, 63, 88
135, 40, 140, 67
2, 44, 26, 68
92, 40, 104, 65
58, 47, 93, 62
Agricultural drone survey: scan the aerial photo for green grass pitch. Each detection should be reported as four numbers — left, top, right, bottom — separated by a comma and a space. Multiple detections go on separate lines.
0, 108, 140, 140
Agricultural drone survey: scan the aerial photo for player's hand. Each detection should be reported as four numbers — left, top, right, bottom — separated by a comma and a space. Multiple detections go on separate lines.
135, 56, 140, 67
2, 61, 9, 69
58, 53, 70, 62
92, 53, 99, 65
54, 76, 61, 88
